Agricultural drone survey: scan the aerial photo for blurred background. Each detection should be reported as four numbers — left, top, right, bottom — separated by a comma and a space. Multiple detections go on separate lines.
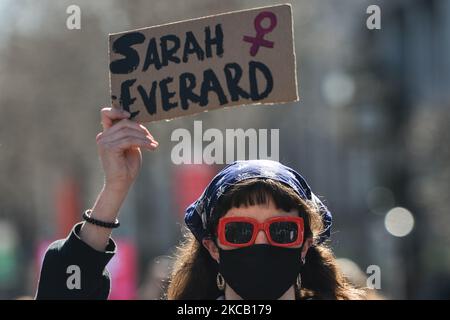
0, 0, 449, 299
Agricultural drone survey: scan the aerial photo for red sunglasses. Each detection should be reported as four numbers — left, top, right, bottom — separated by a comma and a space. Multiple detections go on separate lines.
217, 216, 304, 248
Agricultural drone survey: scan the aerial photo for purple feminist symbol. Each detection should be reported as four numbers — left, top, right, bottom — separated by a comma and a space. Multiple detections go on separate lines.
243, 11, 277, 57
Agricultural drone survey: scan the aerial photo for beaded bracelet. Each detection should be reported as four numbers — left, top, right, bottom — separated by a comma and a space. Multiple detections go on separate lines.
82, 209, 120, 229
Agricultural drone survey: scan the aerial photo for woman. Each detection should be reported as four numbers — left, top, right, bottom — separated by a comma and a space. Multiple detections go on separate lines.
35, 107, 365, 300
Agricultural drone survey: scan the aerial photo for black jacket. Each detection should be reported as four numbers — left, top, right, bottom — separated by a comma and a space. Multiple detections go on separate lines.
35, 222, 116, 300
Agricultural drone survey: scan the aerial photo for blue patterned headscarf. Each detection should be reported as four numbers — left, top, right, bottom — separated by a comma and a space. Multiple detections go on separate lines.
184, 160, 332, 245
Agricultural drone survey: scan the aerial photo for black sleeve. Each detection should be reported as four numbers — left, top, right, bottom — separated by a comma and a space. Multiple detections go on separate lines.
35, 222, 116, 300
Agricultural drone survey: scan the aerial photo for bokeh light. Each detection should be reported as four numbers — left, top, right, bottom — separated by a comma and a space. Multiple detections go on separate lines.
321, 71, 355, 108
384, 207, 415, 237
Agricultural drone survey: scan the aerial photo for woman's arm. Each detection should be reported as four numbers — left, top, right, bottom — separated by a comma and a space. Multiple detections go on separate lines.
35, 107, 158, 299
79, 185, 130, 251
81, 107, 158, 250
35, 222, 116, 300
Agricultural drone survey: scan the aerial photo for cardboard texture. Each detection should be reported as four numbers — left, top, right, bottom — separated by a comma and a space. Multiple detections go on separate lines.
109, 4, 298, 123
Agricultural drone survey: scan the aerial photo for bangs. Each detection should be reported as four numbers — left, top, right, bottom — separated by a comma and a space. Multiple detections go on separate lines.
222, 178, 301, 213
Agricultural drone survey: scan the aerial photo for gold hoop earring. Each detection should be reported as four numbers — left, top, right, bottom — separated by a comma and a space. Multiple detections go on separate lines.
296, 272, 302, 289
217, 273, 225, 291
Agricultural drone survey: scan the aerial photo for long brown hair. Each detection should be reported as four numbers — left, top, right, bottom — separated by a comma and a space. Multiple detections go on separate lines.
166, 178, 366, 300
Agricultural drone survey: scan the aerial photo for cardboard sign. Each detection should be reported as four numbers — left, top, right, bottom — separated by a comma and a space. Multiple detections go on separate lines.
109, 4, 298, 123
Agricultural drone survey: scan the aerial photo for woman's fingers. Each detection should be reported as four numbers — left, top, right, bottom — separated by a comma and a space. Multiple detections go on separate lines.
99, 127, 151, 145
98, 108, 159, 147
104, 118, 151, 137
102, 135, 158, 152
100, 107, 130, 130
98, 126, 158, 150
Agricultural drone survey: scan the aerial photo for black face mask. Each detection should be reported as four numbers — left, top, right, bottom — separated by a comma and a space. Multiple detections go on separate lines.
218, 244, 303, 300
